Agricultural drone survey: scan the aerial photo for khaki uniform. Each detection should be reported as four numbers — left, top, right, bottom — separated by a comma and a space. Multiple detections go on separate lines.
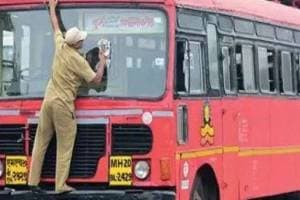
28, 31, 96, 192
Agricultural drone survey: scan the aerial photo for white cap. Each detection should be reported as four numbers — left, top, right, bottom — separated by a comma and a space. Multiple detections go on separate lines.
65, 27, 87, 45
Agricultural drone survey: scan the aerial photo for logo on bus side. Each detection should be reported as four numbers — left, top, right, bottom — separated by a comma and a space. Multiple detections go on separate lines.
200, 103, 215, 146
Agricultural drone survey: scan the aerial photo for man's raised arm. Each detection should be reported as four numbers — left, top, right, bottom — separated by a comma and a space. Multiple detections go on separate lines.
48, 0, 60, 33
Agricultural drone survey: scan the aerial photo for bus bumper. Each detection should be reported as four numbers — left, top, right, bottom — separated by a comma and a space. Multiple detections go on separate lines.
8, 190, 176, 200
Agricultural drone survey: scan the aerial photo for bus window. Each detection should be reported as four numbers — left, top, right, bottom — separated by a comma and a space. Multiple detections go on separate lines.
258, 47, 276, 93
234, 19, 255, 35
222, 46, 235, 94
218, 16, 233, 33
76, 9, 167, 98
276, 27, 293, 42
0, 9, 167, 98
207, 24, 220, 90
175, 40, 206, 95
236, 44, 256, 92
256, 23, 275, 39
295, 31, 300, 45
189, 41, 205, 94
0, 11, 53, 97
236, 45, 243, 90
279, 51, 294, 94
177, 12, 204, 31
1, 30, 14, 96
176, 40, 189, 94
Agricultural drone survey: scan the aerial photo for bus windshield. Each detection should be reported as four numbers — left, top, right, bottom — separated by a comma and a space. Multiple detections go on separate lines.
0, 8, 167, 99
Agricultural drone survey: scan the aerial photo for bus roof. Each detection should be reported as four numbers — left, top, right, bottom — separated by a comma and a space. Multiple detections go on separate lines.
0, 0, 300, 28
176, 0, 300, 28
0, 0, 168, 6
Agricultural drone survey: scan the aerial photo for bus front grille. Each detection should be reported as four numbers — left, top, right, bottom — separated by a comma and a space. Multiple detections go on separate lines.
29, 124, 106, 178
112, 124, 152, 155
0, 125, 24, 155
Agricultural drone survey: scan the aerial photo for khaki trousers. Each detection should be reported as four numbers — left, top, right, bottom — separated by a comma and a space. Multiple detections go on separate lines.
28, 98, 76, 192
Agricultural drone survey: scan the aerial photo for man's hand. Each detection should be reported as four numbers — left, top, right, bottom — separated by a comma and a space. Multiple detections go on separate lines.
98, 49, 107, 66
48, 0, 60, 32
91, 50, 107, 84
49, 0, 58, 8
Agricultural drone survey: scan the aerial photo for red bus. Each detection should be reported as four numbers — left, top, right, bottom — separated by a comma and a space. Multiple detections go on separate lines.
1, 0, 300, 199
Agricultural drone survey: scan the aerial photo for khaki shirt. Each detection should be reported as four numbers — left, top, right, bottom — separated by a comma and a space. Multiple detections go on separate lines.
44, 31, 96, 112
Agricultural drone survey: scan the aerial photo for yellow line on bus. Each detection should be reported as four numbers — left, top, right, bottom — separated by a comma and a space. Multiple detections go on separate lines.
177, 146, 300, 160
223, 146, 240, 153
238, 146, 300, 157
178, 147, 223, 160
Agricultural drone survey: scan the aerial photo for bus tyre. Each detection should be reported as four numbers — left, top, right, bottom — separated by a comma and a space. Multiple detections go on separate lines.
191, 176, 205, 200
190, 166, 219, 200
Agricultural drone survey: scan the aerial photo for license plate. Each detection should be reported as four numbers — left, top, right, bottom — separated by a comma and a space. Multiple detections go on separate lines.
109, 156, 132, 186
6, 156, 28, 185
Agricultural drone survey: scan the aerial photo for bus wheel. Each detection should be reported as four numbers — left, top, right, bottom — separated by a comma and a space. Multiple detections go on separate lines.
190, 165, 219, 200
191, 176, 205, 200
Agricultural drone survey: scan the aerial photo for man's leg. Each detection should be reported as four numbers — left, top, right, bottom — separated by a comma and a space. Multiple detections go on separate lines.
52, 101, 77, 192
28, 101, 54, 186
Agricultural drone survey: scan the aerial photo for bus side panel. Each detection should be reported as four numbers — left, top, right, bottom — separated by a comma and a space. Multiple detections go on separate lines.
221, 99, 239, 200
175, 100, 223, 200
237, 98, 270, 199
269, 99, 298, 194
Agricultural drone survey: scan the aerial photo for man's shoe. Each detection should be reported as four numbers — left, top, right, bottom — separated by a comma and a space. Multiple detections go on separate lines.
55, 184, 75, 195
28, 185, 47, 194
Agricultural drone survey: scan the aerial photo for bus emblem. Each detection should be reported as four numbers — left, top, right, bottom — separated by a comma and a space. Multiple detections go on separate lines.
200, 103, 215, 146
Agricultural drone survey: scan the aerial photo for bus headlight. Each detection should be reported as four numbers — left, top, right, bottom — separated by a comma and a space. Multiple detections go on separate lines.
134, 161, 150, 180
0, 160, 3, 178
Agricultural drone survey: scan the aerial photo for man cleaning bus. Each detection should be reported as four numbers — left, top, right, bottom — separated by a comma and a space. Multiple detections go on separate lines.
28, 0, 107, 194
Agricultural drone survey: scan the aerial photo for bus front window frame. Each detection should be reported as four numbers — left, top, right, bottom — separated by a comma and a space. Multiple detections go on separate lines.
0, 6, 168, 100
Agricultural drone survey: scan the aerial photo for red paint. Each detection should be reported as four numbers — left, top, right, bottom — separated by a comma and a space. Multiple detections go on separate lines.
0, 0, 299, 199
